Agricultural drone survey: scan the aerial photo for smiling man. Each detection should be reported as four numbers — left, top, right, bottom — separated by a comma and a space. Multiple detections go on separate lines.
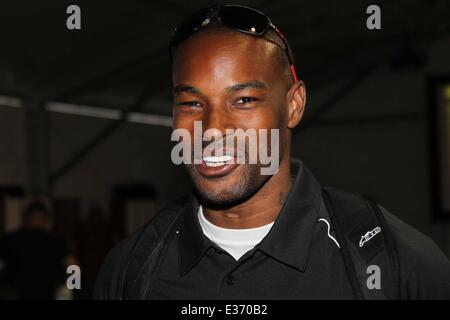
94, 5, 450, 300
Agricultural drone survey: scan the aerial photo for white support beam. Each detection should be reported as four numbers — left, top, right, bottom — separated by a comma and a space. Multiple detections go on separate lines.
0, 95, 173, 128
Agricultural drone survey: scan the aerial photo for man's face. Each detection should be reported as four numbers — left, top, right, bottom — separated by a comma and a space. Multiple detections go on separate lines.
172, 30, 292, 207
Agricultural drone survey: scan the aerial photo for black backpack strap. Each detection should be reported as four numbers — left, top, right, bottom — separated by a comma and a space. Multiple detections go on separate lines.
128, 213, 181, 299
119, 196, 191, 299
322, 187, 401, 299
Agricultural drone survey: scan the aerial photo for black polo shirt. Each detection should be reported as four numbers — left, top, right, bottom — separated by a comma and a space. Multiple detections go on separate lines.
94, 159, 450, 299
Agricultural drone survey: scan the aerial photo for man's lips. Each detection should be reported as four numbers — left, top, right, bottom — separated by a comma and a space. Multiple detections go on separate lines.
196, 155, 241, 178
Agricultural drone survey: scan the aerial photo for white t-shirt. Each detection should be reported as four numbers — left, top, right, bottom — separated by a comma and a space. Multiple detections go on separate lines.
198, 206, 275, 261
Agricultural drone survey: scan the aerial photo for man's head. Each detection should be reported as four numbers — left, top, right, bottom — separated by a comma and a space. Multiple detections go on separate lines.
171, 5, 306, 208
22, 201, 49, 230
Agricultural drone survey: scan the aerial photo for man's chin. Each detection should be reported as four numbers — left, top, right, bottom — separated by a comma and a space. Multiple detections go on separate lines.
188, 169, 245, 207
193, 178, 241, 205
191, 168, 269, 209
194, 187, 248, 209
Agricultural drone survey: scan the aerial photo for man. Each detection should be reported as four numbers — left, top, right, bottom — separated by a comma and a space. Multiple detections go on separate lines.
0, 202, 69, 299
94, 4, 450, 299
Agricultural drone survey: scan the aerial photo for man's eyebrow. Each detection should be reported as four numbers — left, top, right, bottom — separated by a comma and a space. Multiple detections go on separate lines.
172, 81, 268, 95
225, 81, 268, 93
173, 84, 201, 95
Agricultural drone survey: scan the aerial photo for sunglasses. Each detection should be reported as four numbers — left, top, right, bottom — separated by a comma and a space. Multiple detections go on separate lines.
169, 4, 298, 83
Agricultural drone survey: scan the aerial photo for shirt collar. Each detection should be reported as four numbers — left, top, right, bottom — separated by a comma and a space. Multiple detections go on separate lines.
177, 194, 209, 276
257, 158, 323, 272
177, 158, 323, 276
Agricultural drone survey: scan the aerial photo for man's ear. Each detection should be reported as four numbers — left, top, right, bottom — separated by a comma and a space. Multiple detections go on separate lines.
286, 80, 306, 129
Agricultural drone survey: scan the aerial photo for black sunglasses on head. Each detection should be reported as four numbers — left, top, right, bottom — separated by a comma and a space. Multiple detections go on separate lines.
169, 4, 298, 83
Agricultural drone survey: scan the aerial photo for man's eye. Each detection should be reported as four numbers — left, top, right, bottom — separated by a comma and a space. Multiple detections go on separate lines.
178, 101, 201, 108
235, 97, 258, 105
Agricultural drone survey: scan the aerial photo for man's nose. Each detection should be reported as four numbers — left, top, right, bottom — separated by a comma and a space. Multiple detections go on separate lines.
202, 106, 229, 137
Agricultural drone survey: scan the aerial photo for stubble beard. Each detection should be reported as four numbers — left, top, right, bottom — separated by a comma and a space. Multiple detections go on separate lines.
185, 163, 270, 209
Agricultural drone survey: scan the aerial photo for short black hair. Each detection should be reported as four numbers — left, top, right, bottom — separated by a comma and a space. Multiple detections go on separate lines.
170, 14, 296, 85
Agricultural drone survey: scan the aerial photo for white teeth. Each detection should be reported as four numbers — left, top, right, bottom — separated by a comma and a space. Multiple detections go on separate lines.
205, 161, 226, 167
203, 155, 233, 167
203, 155, 233, 163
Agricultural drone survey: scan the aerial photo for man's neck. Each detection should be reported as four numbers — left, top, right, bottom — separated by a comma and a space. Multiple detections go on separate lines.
202, 158, 293, 229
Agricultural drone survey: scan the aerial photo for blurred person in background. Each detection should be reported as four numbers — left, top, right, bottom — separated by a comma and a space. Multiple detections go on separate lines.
0, 201, 72, 299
